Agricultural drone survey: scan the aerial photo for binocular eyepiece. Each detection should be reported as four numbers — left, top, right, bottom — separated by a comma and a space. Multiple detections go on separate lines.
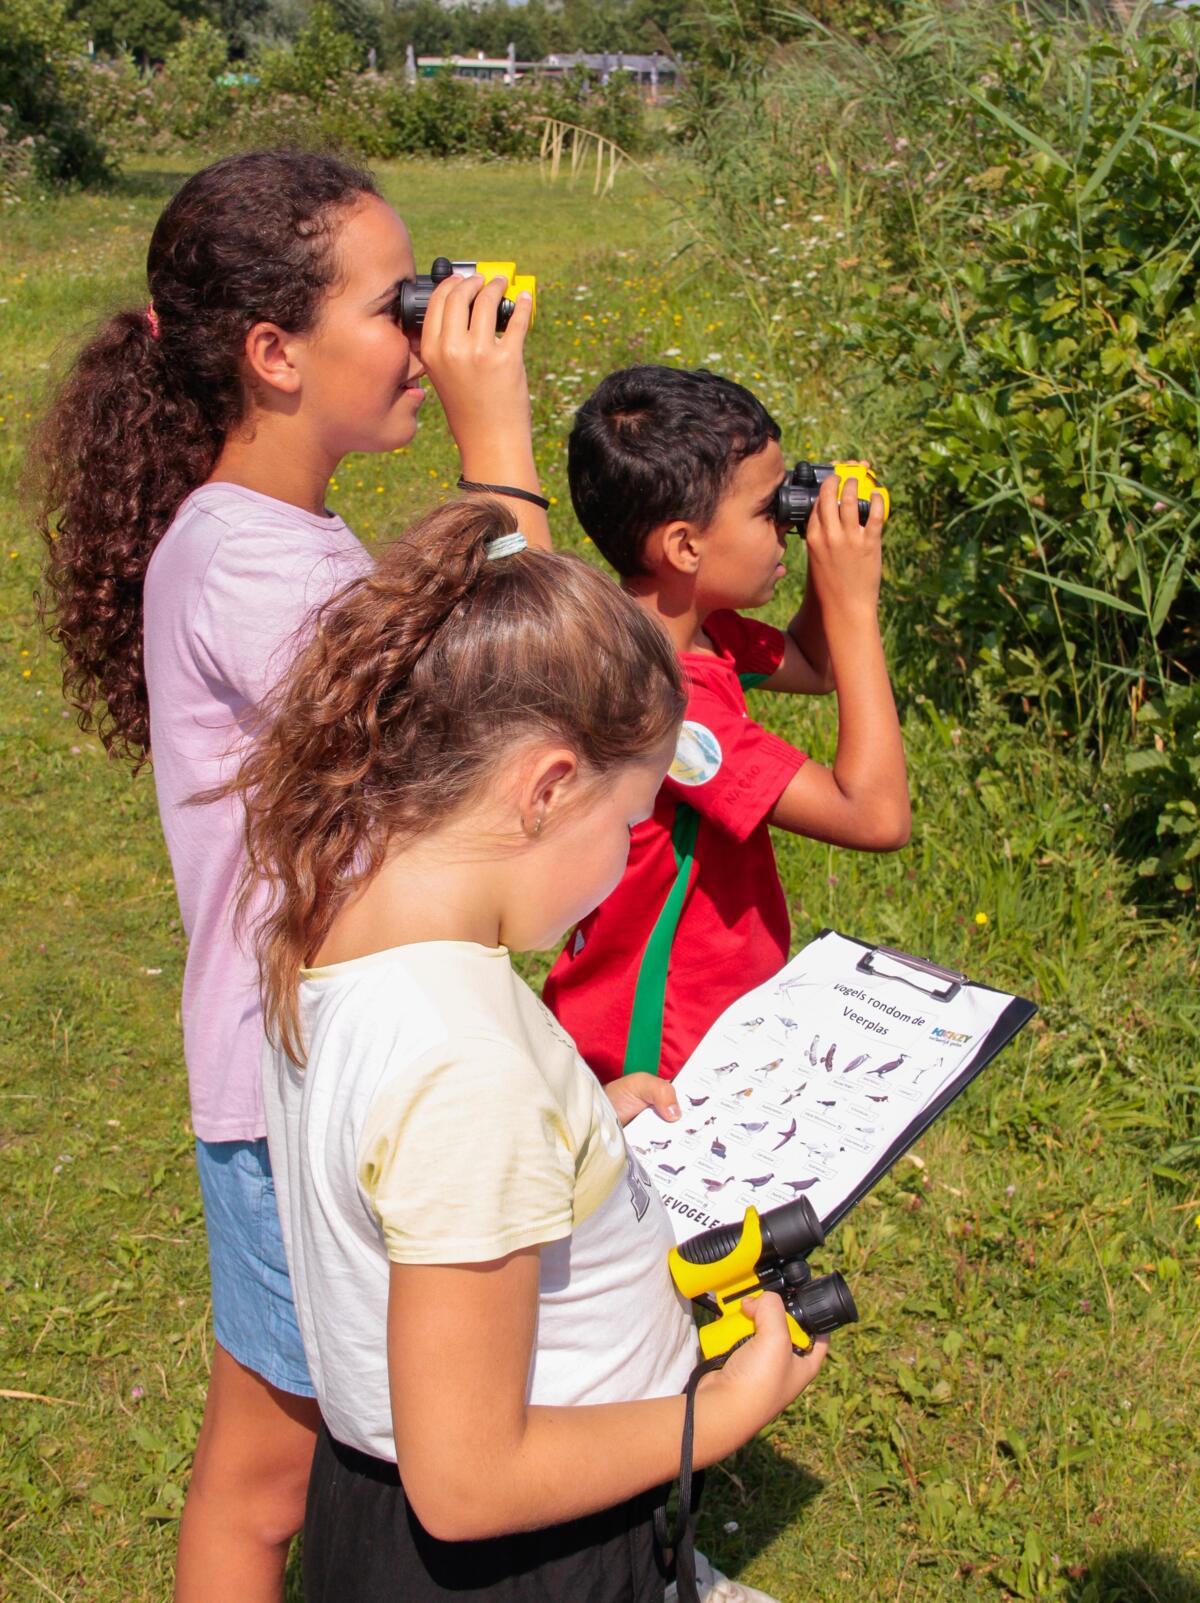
773, 460, 890, 533
397, 256, 537, 337
670, 1197, 857, 1359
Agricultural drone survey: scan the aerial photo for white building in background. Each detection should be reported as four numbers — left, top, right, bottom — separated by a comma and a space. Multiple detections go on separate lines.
416, 48, 680, 97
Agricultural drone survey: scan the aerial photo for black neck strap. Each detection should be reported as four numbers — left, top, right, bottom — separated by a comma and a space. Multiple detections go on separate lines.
654, 1353, 728, 1603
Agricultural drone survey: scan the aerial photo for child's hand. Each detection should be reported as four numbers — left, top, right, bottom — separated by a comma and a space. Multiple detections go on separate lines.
605, 1072, 681, 1129
418, 273, 534, 460
709, 1290, 829, 1422
804, 471, 886, 618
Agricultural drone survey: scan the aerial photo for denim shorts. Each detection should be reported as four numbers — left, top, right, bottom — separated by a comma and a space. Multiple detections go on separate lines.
194, 1137, 315, 1398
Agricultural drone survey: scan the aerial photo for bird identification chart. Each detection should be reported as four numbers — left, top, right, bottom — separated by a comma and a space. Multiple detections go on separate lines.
628, 929, 1036, 1242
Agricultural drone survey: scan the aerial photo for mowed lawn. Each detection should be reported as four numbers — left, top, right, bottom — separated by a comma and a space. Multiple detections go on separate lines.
1, 157, 1197, 1603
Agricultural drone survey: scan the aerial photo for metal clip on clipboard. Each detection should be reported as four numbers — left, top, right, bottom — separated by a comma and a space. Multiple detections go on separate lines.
856, 944, 966, 1003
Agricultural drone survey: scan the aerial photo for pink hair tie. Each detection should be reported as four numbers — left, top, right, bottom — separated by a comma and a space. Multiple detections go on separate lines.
146, 303, 161, 340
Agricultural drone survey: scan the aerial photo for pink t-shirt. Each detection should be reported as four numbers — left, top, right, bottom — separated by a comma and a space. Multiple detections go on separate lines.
143, 482, 372, 1141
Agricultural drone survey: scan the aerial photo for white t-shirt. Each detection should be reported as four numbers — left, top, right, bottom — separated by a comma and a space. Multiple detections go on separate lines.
263, 941, 699, 1460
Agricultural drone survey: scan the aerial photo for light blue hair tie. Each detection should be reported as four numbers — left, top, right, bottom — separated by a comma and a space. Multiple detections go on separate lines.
484, 531, 528, 561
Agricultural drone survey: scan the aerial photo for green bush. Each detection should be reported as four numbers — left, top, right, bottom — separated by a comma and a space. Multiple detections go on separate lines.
81, 27, 652, 163
69, 0, 209, 64
254, 0, 359, 97
679, 2, 1200, 905
915, 23, 1200, 751
0, 0, 112, 191
1119, 682, 1200, 899
159, 15, 226, 137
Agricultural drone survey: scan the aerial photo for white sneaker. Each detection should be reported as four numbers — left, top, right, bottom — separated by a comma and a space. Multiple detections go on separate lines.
664, 1549, 782, 1603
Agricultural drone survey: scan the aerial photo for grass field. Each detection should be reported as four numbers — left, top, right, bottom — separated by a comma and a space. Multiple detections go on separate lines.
1, 157, 1198, 1603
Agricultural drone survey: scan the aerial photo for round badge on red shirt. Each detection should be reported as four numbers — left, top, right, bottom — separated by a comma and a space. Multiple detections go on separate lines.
670, 721, 723, 787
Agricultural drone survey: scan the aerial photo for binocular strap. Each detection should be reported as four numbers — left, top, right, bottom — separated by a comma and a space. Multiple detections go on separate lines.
653, 1352, 728, 1603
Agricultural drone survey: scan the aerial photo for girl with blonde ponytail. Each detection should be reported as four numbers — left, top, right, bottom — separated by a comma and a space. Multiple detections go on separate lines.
231, 497, 830, 1603
32, 148, 548, 1601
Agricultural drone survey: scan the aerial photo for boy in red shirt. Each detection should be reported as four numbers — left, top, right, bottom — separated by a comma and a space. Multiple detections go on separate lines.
544, 365, 911, 1083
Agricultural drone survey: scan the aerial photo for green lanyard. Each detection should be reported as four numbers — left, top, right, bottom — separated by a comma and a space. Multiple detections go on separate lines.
620, 669, 771, 1075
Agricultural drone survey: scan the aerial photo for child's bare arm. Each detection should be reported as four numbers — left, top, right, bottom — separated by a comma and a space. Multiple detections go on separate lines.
386, 1253, 827, 1543
420, 274, 551, 550
761, 586, 835, 695
769, 476, 910, 850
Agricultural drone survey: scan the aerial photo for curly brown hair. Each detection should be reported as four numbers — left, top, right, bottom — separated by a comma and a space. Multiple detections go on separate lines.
31, 149, 379, 768
225, 496, 686, 1065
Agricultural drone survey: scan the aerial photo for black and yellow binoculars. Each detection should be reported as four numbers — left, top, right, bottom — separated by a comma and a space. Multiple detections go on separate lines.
774, 460, 890, 532
669, 1198, 858, 1360
397, 256, 537, 337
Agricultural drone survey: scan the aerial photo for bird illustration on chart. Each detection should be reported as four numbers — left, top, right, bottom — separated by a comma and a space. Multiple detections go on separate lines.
780, 1082, 808, 1105
710, 1137, 727, 1159
646, 1139, 672, 1150
744, 1173, 775, 1190
687, 1095, 710, 1108
777, 974, 821, 1004
776, 1016, 798, 1039
841, 1053, 870, 1075
823, 1042, 838, 1072
702, 1176, 736, 1195
734, 1087, 755, 1099
806, 1035, 821, 1068
658, 1163, 685, 1176
866, 1094, 889, 1103
817, 1099, 837, 1108
783, 1178, 819, 1194
737, 1121, 768, 1135
773, 1118, 797, 1151
869, 1052, 907, 1078
753, 1057, 783, 1080
712, 1061, 740, 1077
738, 1018, 765, 1033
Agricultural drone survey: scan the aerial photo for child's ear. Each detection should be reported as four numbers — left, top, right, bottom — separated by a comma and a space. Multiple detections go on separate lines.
243, 322, 302, 397
522, 747, 580, 837
654, 521, 702, 578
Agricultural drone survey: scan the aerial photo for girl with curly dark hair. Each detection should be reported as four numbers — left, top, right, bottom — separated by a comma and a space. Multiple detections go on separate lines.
32, 147, 547, 1603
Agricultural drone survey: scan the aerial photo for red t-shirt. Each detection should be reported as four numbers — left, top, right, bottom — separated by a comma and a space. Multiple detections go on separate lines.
544, 610, 807, 1083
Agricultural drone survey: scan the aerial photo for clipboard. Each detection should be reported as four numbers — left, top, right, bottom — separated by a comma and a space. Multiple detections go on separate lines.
626, 928, 1037, 1241
814, 929, 1035, 1230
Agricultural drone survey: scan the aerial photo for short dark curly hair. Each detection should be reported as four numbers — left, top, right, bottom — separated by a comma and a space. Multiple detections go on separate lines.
567, 366, 781, 578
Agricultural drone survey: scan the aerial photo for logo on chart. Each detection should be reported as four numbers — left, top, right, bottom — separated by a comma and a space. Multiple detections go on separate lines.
929, 1025, 972, 1045
671, 721, 722, 787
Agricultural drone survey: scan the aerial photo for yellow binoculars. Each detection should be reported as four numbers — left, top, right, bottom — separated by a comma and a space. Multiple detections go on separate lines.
774, 460, 890, 531
397, 256, 536, 336
669, 1199, 857, 1361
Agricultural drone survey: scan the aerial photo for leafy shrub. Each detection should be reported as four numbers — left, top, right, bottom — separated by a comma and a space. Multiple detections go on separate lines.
0, 0, 112, 192
915, 23, 1200, 753
680, 1, 1200, 905
70, 0, 210, 64
80, 48, 155, 136
1120, 682, 1200, 899
254, 0, 360, 97
159, 16, 226, 137
82, 28, 652, 163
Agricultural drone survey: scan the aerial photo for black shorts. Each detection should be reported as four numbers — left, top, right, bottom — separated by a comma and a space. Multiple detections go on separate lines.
304, 1424, 670, 1603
